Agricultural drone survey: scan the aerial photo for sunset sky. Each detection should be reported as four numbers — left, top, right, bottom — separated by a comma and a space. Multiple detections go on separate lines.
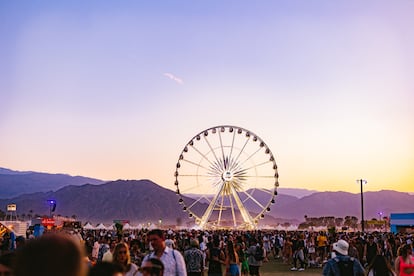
1, 1, 413, 194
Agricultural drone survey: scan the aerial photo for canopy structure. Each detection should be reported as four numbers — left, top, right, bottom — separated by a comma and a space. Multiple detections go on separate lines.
95, 223, 107, 230
83, 222, 94, 230
122, 223, 132, 230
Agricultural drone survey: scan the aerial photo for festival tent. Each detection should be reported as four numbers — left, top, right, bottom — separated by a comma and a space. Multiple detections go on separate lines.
83, 222, 95, 230
136, 223, 143, 230
95, 223, 107, 230
106, 224, 115, 230
122, 223, 132, 230
148, 223, 157, 230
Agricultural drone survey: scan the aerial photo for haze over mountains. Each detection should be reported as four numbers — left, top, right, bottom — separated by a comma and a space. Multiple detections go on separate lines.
0, 168, 413, 225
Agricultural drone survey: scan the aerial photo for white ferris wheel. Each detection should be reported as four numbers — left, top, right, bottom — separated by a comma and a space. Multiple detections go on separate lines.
174, 125, 279, 230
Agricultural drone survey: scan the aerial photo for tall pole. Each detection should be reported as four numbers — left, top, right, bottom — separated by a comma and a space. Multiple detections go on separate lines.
357, 179, 367, 233
360, 179, 364, 233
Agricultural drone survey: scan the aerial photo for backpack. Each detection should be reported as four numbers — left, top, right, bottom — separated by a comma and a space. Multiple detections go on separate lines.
254, 246, 264, 261
334, 257, 354, 276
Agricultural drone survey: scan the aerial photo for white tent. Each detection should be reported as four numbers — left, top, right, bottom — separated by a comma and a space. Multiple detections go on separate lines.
122, 223, 132, 230
95, 223, 107, 230
83, 222, 95, 230
148, 223, 157, 230
136, 223, 143, 230
106, 224, 115, 230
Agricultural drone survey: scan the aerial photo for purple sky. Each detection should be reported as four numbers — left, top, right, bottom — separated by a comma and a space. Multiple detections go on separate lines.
1, 1, 413, 193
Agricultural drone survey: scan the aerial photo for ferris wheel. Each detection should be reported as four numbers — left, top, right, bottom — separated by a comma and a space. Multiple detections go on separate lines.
174, 125, 279, 230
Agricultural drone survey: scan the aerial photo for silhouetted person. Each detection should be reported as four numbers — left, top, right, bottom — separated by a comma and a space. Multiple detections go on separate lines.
140, 258, 165, 276
14, 233, 87, 276
89, 261, 124, 276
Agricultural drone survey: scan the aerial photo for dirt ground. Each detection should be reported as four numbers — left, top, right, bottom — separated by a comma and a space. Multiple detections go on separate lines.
203, 257, 323, 275
260, 257, 323, 275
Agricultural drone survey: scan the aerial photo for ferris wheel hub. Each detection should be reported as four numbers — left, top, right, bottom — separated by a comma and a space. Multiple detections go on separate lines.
222, 171, 234, 181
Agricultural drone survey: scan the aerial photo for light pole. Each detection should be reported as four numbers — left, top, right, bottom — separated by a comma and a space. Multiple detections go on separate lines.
357, 179, 367, 232
47, 200, 56, 218
378, 211, 383, 221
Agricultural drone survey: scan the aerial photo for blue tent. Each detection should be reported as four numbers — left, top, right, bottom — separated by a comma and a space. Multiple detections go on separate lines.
390, 213, 414, 233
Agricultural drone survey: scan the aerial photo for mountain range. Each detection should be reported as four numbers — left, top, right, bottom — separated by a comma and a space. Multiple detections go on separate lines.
0, 167, 413, 225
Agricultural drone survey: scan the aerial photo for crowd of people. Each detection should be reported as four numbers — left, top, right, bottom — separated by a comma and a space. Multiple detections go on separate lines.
0, 226, 413, 276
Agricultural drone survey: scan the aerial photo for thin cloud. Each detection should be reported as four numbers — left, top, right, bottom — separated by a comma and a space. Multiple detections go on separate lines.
163, 73, 183, 84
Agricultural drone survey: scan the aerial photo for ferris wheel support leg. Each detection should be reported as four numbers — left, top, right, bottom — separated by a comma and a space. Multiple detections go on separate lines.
230, 186, 256, 229
199, 184, 225, 229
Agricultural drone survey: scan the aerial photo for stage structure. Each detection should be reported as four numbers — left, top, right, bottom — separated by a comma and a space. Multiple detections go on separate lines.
174, 125, 279, 230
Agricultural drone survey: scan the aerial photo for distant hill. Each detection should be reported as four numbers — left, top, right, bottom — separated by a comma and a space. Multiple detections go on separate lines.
0, 167, 104, 198
0, 178, 413, 225
1, 167, 413, 225
0, 179, 196, 225
277, 188, 318, 198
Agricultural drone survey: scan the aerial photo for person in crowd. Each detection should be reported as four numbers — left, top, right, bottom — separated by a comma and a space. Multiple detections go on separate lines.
225, 240, 240, 276
306, 233, 317, 267
291, 233, 306, 271
14, 232, 87, 276
165, 235, 175, 249
88, 261, 124, 276
322, 239, 365, 276
282, 236, 293, 265
142, 229, 187, 276
98, 238, 110, 262
366, 254, 396, 276
206, 236, 225, 276
0, 252, 15, 276
103, 240, 117, 262
91, 237, 100, 262
140, 258, 164, 276
247, 238, 265, 276
112, 242, 139, 276
395, 243, 414, 276
317, 231, 328, 266
348, 238, 360, 260
235, 240, 249, 276
364, 235, 379, 267
184, 239, 204, 276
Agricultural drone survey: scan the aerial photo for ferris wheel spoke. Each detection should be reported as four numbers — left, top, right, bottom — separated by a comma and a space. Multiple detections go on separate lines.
242, 175, 276, 178
190, 144, 217, 169
208, 161, 223, 176
203, 136, 223, 169
254, 187, 274, 195
187, 195, 209, 209
236, 160, 274, 173
238, 147, 262, 168
229, 136, 251, 171
218, 130, 227, 169
241, 190, 266, 209
182, 159, 210, 171
228, 130, 236, 166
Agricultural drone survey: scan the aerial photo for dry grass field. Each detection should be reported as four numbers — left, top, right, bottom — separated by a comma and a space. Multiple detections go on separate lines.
260, 257, 323, 275
202, 257, 323, 276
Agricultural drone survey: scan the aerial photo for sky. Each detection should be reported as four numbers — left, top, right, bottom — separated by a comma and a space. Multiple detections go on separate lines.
1, 1, 413, 194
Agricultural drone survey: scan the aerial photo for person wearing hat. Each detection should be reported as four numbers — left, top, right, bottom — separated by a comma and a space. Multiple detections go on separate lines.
322, 239, 365, 276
